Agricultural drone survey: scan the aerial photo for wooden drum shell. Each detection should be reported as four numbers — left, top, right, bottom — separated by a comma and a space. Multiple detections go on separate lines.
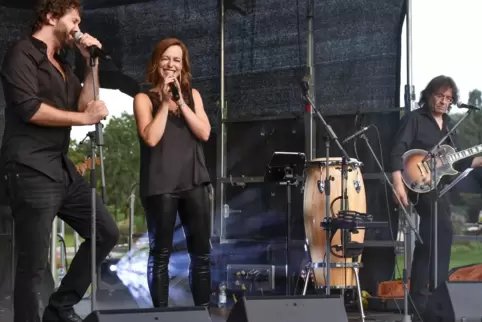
303, 158, 367, 288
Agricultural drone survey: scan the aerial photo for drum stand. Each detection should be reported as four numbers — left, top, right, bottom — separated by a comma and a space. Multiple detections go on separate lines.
359, 134, 422, 322
300, 81, 366, 320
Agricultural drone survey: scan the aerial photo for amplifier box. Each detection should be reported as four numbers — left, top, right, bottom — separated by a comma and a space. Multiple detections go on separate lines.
226, 264, 276, 293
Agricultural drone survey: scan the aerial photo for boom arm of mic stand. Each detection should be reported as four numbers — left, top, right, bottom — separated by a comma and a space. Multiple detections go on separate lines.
302, 93, 350, 160
360, 134, 422, 243
423, 108, 473, 163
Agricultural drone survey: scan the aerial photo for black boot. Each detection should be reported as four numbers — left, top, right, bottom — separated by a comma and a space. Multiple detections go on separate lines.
189, 253, 212, 306
147, 248, 170, 307
42, 306, 83, 322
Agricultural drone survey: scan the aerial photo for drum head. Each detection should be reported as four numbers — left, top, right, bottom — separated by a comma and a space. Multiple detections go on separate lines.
306, 157, 362, 168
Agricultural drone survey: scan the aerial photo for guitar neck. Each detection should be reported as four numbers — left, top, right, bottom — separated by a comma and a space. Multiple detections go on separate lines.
447, 144, 482, 163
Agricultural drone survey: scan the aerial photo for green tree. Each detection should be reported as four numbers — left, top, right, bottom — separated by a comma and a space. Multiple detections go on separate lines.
450, 89, 482, 222
100, 113, 140, 219
68, 139, 88, 166
67, 113, 145, 239
450, 89, 482, 148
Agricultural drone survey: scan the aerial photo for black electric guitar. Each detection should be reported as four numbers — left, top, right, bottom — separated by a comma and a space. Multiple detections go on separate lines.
401, 144, 482, 193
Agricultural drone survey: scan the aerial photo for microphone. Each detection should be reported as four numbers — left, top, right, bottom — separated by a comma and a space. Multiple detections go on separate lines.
73, 31, 111, 60
169, 83, 180, 101
456, 102, 480, 110
342, 126, 370, 144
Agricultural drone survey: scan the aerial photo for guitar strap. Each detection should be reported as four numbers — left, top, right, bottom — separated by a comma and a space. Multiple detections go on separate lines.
445, 125, 458, 151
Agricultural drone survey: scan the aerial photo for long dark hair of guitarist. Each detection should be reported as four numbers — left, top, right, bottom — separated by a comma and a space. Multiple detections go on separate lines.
133, 38, 212, 308
390, 75, 482, 317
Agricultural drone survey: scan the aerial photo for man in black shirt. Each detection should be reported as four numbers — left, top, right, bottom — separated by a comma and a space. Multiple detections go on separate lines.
0, 1, 119, 321
391, 75, 482, 315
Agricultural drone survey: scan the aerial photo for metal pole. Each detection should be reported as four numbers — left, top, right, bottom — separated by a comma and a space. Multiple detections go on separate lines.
59, 220, 65, 285
404, 0, 415, 114
402, 1, 415, 320
128, 193, 135, 252
74, 232, 80, 253
60, 220, 65, 244
216, 0, 227, 243
50, 218, 58, 284
304, 0, 316, 160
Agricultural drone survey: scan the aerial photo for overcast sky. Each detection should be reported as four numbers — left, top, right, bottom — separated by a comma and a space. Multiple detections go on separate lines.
400, 0, 480, 114
71, 1, 480, 142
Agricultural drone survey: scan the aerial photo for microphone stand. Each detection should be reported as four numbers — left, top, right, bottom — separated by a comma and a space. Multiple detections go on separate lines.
87, 48, 108, 312
422, 107, 473, 290
359, 134, 422, 322
301, 81, 350, 295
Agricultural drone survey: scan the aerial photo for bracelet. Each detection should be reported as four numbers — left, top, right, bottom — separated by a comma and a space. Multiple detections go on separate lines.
178, 101, 187, 108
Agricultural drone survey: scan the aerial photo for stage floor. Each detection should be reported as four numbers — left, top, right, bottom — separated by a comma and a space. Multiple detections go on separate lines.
74, 297, 404, 322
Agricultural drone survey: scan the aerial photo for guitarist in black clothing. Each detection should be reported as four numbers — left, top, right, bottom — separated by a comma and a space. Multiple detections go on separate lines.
390, 75, 482, 317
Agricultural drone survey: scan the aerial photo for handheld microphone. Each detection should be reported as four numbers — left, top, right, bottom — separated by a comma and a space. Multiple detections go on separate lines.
73, 31, 111, 60
169, 83, 180, 101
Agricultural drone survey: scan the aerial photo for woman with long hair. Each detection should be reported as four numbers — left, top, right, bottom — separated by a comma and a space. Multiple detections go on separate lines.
133, 38, 212, 307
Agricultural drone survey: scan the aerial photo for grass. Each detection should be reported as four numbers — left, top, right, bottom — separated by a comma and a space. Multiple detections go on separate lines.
394, 241, 482, 279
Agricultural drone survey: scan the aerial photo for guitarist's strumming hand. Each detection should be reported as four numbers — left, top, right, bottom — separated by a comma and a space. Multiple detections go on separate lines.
75, 157, 101, 176
76, 163, 88, 176
392, 170, 409, 207
471, 157, 482, 168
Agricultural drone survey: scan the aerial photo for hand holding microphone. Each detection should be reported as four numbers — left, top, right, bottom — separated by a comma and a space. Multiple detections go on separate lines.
169, 82, 181, 102
73, 31, 111, 60
161, 75, 181, 103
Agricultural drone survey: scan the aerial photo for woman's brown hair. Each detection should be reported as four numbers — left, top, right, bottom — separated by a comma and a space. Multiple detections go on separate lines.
146, 38, 193, 104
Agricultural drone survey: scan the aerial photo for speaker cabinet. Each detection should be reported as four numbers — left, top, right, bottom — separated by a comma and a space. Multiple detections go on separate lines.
226, 295, 348, 322
424, 281, 482, 322
84, 306, 211, 322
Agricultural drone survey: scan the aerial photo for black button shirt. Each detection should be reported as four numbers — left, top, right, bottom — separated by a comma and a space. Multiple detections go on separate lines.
390, 106, 473, 173
138, 92, 211, 198
0, 37, 82, 181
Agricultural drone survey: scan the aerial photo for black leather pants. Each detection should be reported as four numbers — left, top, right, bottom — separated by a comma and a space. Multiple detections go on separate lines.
142, 185, 211, 307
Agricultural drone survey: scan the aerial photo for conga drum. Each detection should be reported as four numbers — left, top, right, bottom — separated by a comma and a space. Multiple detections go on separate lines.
303, 157, 366, 288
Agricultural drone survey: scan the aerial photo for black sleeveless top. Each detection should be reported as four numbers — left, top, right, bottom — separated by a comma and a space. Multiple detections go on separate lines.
138, 90, 210, 198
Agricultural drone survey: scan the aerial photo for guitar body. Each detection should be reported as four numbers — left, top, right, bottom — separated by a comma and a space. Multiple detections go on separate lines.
401, 144, 458, 193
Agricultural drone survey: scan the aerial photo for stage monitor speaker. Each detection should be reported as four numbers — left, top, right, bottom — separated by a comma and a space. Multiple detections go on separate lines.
84, 306, 211, 322
226, 295, 348, 322
423, 281, 482, 322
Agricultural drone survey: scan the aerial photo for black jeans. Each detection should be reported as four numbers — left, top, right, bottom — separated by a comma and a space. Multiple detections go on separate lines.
410, 191, 453, 303
4, 165, 120, 322
142, 185, 211, 307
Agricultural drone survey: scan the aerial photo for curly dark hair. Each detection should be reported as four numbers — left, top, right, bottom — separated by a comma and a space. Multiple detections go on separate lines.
31, 0, 82, 32
418, 75, 459, 108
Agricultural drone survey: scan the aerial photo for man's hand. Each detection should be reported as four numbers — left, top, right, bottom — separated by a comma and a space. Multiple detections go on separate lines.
393, 182, 409, 207
392, 170, 409, 207
76, 163, 88, 176
75, 33, 102, 59
471, 156, 482, 168
83, 100, 108, 125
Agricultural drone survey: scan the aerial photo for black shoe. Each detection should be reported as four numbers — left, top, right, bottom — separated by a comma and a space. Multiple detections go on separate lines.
42, 306, 83, 322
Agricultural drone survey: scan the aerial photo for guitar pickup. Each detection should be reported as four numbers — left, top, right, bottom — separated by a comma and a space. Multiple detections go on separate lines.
422, 161, 431, 174
416, 162, 423, 174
